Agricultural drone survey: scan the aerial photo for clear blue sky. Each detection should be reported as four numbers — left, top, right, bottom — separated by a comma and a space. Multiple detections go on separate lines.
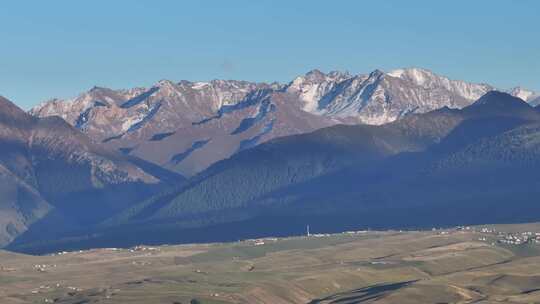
1, 0, 539, 109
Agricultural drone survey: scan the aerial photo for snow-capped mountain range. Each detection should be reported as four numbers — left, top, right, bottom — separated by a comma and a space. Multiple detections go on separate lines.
30, 67, 539, 176
287, 68, 497, 125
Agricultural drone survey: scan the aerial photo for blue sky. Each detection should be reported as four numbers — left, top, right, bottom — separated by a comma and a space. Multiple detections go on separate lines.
1, 0, 539, 109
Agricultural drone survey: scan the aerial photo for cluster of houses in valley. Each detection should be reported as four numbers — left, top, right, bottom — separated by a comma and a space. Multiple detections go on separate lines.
129, 245, 160, 253
462, 226, 540, 246
433, 226, 540, 246
33, 263, 56, 272
30, 283, 85, 303
246, 238, 278, 246
496, 231, 540, 245
48, 245, 162, 258
244, 229, 373, 246
474, 228, 540, 246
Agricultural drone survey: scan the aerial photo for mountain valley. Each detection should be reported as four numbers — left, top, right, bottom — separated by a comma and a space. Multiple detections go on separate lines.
5, 88, 540, 253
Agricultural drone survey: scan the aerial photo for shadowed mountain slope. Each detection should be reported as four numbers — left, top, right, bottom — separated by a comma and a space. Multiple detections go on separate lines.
0, 96, 183, 247
10, 91, 540, 253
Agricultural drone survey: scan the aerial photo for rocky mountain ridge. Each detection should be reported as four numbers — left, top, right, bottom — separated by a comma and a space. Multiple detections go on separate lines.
29, 68, 539, 177
0, 96, 180, 247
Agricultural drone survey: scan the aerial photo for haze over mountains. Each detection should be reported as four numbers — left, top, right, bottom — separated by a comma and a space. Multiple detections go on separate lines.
0, 67, 539, 253
0, 96, 183, 247
72, 92, 540, 247
30, 68, 540, 177
1, 79, 539, 253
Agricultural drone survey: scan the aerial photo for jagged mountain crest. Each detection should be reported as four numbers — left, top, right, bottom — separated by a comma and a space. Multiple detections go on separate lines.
508, 86, 539, 103
29, 78, 336, 176
282, 67, 498, 124
29, 68, 539, 177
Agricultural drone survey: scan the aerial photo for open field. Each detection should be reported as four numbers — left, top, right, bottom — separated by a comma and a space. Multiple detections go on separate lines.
3, 224, 540, 303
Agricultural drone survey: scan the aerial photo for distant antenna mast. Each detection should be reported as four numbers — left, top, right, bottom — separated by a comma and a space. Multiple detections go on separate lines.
307, 225, 310, 237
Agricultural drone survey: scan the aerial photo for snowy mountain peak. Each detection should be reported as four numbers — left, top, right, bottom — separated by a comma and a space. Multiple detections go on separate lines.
508, 86, 538, 102
287, 69, 353, 112
154, 79, 180, 97
387, 67, 439, 85
386, 67, 493, 101
387, 68, 405, 78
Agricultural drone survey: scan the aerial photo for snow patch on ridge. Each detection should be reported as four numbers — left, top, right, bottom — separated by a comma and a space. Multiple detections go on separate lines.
127, 103, 162, 133
387, 69, 405, 78
192, 82, 210, 89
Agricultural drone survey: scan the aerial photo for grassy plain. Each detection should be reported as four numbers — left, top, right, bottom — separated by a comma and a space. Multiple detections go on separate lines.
2, 224, 540, 303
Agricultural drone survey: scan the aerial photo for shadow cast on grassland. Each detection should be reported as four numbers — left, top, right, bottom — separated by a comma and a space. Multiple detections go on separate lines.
308, 280, 418, 304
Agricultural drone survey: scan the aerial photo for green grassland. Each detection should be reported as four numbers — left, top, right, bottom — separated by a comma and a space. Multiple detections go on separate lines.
2, 225, 540, 303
